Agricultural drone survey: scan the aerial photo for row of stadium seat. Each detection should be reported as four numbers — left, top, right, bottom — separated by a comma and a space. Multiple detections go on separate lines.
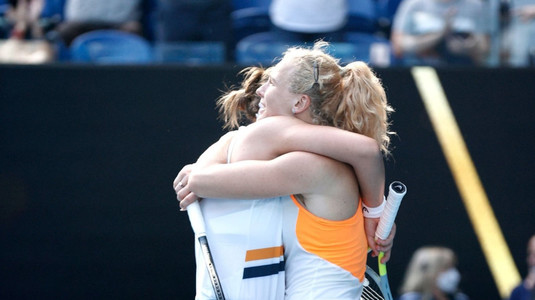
69, 29, 396, 67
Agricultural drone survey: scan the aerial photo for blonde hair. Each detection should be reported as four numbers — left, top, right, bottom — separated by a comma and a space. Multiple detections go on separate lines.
216, 66, 267, 129
399, 247, 457, 300
281, 41, 394, 155
217, 41, 394, 155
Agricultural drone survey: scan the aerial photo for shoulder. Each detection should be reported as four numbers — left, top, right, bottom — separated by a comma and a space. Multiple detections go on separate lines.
274, 151, 347, 180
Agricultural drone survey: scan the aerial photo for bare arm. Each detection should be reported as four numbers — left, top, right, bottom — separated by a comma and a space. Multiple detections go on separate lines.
172, 130, 236, 204
391, 30, 445, 57
238, 116, 386, 208
186, 152, 325, 199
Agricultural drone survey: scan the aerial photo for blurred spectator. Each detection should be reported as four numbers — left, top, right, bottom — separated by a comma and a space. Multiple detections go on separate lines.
0, 0, 54, 63
398, 246, 470, 300
509, 234, 535, 300
155, 0, 231, 42
501, 0, 535, 66
268, 0, 347, 43
390, 0, 491, 66
154, 0, 232, 57
54, 0, 143, 46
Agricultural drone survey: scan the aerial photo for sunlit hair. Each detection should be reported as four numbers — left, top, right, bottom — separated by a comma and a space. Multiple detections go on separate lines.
217, 41, 394, 155
399, 247, 457, 300
281, 41, 394, 155
216, 66, 268, 129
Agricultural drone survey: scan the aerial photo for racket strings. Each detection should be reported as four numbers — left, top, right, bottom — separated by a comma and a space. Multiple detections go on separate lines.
362, 270, 386, 300
362, 285, 385, 300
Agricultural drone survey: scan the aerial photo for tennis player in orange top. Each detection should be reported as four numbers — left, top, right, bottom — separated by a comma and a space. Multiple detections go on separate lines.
175, 41, 397, 299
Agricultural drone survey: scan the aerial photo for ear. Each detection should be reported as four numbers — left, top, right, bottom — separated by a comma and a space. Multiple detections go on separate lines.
292, 94, 311, 114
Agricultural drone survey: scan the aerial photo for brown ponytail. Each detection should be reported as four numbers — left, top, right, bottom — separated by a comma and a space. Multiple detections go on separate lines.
216, 67, 267, 129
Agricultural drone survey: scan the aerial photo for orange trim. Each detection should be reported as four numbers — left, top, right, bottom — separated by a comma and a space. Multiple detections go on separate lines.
245, 246, 284, 262
290, 195, 367, 280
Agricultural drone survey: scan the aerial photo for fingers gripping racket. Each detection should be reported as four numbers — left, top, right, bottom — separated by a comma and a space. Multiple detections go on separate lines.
187, 201, 226, 300
362, 181, 407, 300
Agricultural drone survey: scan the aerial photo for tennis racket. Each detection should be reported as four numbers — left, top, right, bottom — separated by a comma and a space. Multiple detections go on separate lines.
362, 181, 407, 300
187, 201, 226, 300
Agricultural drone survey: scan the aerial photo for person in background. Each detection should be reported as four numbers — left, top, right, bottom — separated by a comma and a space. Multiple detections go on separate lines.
0, 0, 54, 63
501, 0, 535, 66
398, 246, 470, 300
390, 0, 491, 66
154, 0, 232, 61
54, 0, 143, 46
268, 0, 348, 43
509, 234, 535, 300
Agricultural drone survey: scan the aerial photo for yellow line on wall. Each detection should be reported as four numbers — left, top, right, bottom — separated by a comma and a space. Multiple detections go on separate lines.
411, 67, 520, 299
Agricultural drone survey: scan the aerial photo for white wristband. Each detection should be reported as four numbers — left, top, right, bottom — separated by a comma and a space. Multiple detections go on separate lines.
362, 196, 386, 218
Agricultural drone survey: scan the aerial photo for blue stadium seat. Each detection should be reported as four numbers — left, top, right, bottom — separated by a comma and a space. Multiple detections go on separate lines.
70, 30, 154, 64
232, 0, 271, 10
40, 0, 66, 20
376, 0, 403, 26
231, 7, 272, 44
0, 0, 8, 13
231, 0, 272, 47
0, 0, 9, 38
236, 31, 381, 66
235, 32, 295, 65
153, 42, 226, 65
344, 0, 378, 33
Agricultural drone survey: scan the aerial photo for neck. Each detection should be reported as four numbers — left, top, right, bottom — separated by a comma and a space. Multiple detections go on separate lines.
295, 110, 314, 124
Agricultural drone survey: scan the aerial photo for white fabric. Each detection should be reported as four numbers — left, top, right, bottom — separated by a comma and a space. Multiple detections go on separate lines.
195, 198, 286, 300
392, 0, 490, 35
281, 198, 364, 300
194, 133, 285, 300
269, 0, 347, 33
65, 0, 141, 23
504, 0, 535, 66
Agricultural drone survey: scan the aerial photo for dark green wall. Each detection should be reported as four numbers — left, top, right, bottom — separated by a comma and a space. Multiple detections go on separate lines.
1, 65, 534, 299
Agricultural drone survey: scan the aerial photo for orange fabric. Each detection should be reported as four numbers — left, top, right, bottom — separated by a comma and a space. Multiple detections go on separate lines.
245, 246, 285, 262
290, 195, 367, 281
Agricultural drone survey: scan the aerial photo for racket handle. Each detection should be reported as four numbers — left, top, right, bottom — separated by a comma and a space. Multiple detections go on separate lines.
187, 201, 206, 237
376, 181, 406, 240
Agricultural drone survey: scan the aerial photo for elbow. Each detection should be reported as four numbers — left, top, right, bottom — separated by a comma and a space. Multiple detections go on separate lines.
363, 139, 382, 159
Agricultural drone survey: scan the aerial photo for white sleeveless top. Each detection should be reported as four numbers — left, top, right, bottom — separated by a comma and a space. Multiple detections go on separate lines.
194, 133, 286, 300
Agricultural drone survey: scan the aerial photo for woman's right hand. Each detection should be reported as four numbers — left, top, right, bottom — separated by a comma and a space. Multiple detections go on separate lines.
173, 164, 200, 211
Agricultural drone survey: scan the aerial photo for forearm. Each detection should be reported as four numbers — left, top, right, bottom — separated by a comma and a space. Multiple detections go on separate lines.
394, 31, 444, 55
188, 154, 308, 199
280, 123, 385, 207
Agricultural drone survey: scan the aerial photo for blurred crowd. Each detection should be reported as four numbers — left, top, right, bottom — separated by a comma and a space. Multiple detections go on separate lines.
0, 0, 533, 66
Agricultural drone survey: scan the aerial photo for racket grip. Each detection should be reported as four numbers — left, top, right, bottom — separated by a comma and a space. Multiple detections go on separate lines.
376, 181, 406, 240
187, 201, 206, 237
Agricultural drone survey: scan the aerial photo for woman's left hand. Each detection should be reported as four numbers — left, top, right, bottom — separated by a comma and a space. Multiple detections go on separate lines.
364, 217, 396, 264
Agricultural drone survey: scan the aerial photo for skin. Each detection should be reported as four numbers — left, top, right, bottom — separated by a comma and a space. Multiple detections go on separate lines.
174, 58, 395, 260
